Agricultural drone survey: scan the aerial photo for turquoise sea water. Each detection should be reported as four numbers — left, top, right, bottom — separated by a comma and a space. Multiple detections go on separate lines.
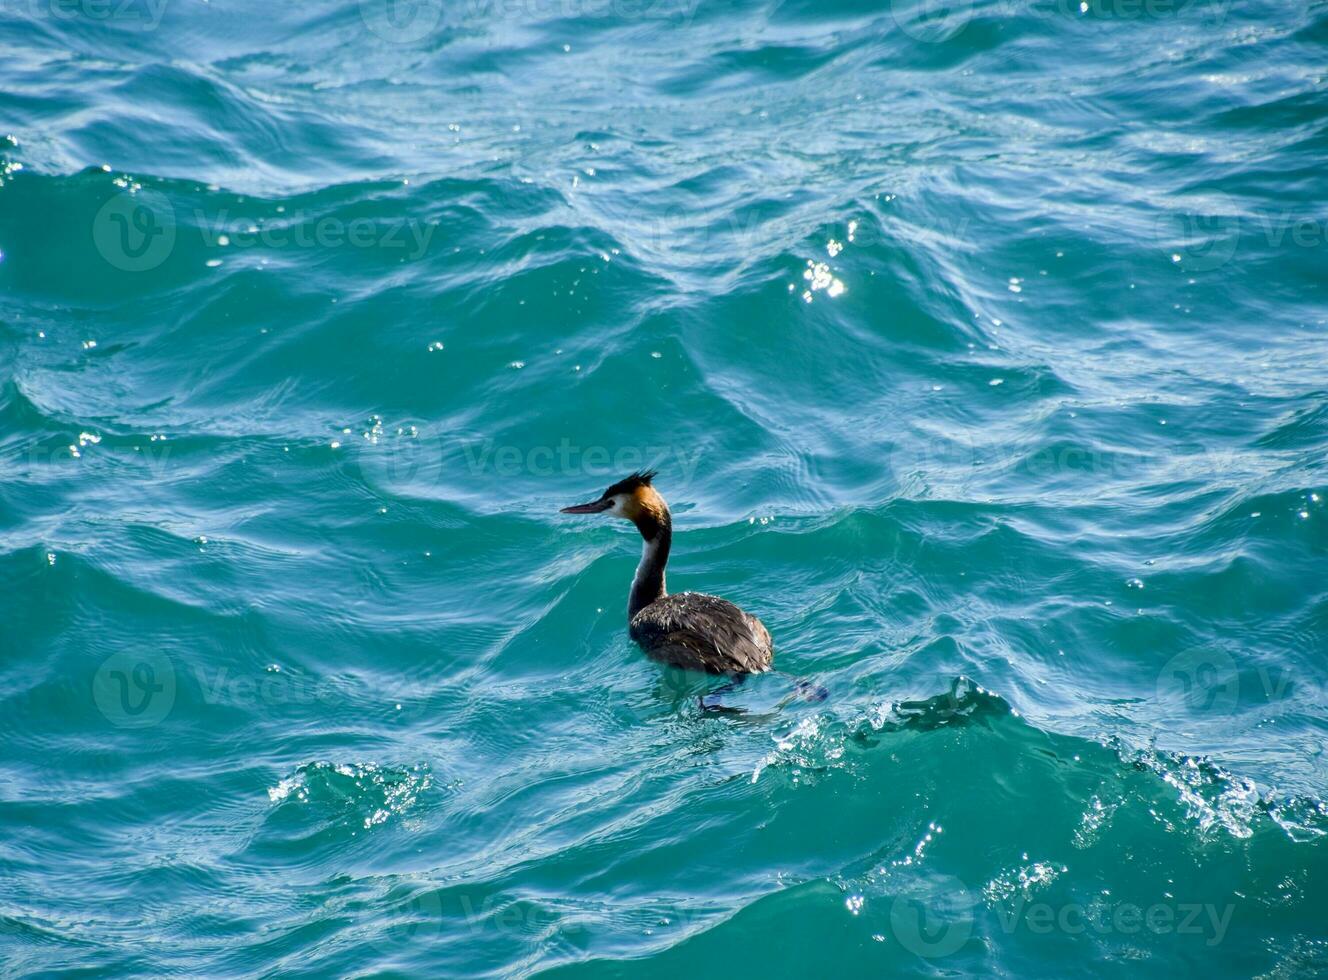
3, 0, 1328, 975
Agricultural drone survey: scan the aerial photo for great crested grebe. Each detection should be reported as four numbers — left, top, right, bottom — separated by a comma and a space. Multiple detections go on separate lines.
560, 471, 773, 675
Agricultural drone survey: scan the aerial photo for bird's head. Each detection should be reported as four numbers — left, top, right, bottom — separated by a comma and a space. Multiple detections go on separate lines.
560, 470, 670, 537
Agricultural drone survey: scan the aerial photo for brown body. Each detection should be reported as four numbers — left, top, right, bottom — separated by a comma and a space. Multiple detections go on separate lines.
629, 591, 773, 674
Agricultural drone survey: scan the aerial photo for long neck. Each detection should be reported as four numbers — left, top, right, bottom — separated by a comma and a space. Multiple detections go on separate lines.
628, 511, 671, 620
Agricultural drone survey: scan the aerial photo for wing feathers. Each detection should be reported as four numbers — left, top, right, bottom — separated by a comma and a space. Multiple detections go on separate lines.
629, 592, 773, 674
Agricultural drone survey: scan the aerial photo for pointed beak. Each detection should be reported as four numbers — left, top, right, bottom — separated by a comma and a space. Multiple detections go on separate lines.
560, 498, 612, 514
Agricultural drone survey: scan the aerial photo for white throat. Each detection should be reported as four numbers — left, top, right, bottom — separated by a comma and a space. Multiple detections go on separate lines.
628, 534, 667, 618
634, 536, 660, 589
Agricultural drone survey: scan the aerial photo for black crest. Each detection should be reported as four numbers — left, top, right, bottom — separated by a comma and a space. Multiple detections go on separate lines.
602, 470, 657, 498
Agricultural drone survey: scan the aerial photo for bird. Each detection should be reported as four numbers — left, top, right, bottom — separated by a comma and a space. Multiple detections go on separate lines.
559, 471, 773, 675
